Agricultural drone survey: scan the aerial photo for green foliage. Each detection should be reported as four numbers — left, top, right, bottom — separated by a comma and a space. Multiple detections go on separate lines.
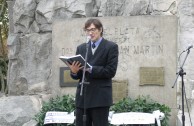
0, 0, 9, 95
0, 56, 8, 94
34, 95, 75, 126
0, 0, 9, 36
110, 95, 171, 126
35, 95, 171, 126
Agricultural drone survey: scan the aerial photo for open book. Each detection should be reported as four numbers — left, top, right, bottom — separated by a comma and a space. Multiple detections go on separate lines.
59, 54, 92, 68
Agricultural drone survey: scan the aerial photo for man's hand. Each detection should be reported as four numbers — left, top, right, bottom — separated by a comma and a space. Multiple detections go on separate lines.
66, 61, 83, 74
84, 68, 92, 73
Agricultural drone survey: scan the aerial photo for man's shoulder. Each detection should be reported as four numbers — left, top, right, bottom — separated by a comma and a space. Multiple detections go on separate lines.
102, 38, 118, 47
77, 43, 86, 48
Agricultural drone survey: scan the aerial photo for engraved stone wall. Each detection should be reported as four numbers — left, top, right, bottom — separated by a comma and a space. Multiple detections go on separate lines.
4, 0, 194, 125
52, 16, 178, 124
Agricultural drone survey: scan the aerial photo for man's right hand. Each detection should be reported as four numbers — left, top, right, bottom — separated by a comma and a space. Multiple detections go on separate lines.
66, 61, 83, 74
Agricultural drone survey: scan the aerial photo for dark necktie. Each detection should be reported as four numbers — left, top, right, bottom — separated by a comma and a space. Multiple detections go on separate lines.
92, 43, 96, 49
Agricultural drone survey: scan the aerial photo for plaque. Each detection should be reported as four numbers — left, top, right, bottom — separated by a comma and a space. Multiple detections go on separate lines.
59, 67, 78, 87
140, 67, 164, 86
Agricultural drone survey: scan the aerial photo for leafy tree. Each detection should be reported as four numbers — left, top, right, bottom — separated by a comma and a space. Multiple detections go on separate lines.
0, 0, 8, 94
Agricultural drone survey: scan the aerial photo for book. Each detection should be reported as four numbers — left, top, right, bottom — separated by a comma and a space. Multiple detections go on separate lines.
59, 54, 92, 68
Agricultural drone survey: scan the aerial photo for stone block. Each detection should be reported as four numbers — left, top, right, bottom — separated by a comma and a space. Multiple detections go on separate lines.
0, 96, 41, 126
52, 16, 178, 125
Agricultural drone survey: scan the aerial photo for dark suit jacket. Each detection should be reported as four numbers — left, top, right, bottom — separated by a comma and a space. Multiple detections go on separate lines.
71, 38, 119, 108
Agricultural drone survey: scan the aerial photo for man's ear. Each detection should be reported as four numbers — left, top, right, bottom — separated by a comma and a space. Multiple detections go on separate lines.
100, 28, 103, 33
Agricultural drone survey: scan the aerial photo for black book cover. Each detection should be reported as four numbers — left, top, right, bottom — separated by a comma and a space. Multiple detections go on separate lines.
59, 54, 91, 68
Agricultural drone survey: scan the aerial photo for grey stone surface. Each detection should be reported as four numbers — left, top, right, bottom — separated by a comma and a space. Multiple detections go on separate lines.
178, 0, 194, 83
0, 96, 41, 126
99, 0, 177, 16
177, 110, 194, 126
35, 0, 40, 4
52, 16, 177, 125
27, 21, 40, 33
39, 23, 52, 32
150, 0, 177, 15
35, 0, 92, 24
7, 33, 20, 60
4, 0, 194, 125
7, 0, 15, 34
177, 0, 194, 125
36, 0, 55, 24
8, 33, 52, 95
13, 0, 37, 33
177, 80, 194, 125
22, 120, 37, 126
27, 81, 48, 95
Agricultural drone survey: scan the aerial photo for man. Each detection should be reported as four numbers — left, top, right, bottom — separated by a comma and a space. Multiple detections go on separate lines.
68, 18, 119, 126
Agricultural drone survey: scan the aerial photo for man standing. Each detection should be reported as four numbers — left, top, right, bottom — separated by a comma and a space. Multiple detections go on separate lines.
68, 18, 119, 126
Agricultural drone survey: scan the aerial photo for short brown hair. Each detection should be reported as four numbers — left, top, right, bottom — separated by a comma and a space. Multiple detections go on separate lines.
84, 18, 103, 36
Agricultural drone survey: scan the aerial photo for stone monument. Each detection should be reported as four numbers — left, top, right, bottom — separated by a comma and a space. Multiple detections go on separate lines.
52, 16, 178, 125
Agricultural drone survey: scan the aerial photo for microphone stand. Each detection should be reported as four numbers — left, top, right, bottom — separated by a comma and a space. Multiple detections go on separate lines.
80, 42, 90, 126
172, 49, 191, 126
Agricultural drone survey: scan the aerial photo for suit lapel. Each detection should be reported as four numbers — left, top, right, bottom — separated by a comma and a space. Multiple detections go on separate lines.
87, 38, 106, 63
93, 38, 106, 56
87, 42, 93, 61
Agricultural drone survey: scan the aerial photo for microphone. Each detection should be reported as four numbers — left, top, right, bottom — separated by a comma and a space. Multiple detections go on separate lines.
186, 45, 193, 51
86, 36, 91, 43
86, 36, 91, 48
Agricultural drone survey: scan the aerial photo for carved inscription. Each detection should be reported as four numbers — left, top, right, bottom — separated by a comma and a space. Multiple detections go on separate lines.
60, 25, 164, 74
53, 16, 177, 91
61, 26, 163, 57
120, 45, 163, 56
61, 48, 74, 55
140, 67, 164, 86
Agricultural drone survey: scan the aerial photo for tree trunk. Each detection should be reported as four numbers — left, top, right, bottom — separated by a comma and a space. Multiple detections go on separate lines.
0, 25, 5, 56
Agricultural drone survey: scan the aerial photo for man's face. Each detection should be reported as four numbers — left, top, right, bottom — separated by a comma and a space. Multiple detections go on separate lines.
85, 23, 102, 42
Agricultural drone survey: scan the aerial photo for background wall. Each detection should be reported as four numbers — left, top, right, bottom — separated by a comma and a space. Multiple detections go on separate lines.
52, 16, 177, 125
0, 0, 193, 125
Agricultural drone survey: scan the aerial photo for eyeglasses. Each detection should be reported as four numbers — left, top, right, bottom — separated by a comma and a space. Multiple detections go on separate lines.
85, 28, 97, 33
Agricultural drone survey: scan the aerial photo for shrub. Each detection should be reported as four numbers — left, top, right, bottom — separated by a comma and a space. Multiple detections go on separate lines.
34, 95, 171, 126
110, 95, 171, 126
34, 95, 75, 126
